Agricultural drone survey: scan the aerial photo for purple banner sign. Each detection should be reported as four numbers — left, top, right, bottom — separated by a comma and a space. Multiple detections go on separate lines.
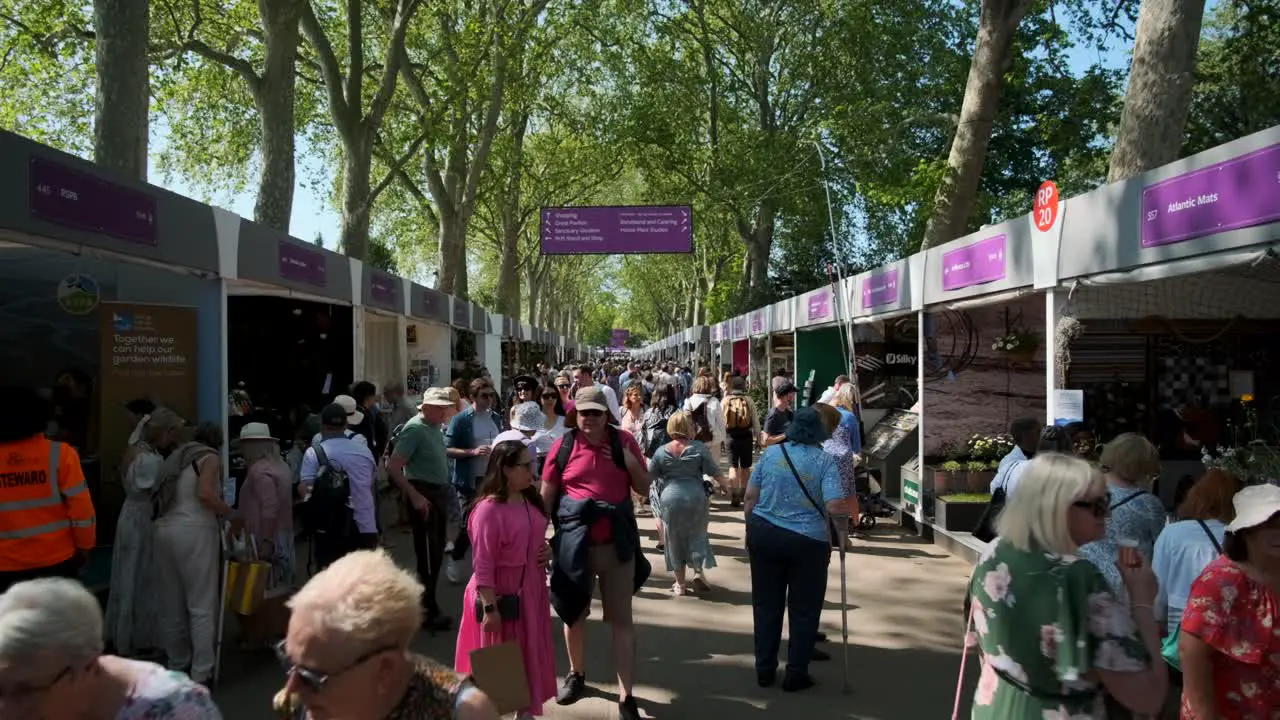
942, 234, 1006, 291
610, 328, 630, 349
862, 267, 900, 309
278, 241, 327, 287
541, 206, 692, 255
750, 311, 764, 334
369, 271, 398, 306
710, 324, 720, 342
452, 298, 470, 328
29, 157, 158, 246
807, 289, 832, 322
731, 317, 746, 338
1141, 144, 1280, 248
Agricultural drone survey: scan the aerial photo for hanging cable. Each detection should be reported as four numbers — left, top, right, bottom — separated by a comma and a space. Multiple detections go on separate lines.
813, 140, 854, 381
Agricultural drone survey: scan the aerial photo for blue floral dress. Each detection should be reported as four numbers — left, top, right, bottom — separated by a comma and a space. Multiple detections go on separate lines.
1077, 484, 1167, 601
968, 538, 1150, 718
116, 659, 222, 719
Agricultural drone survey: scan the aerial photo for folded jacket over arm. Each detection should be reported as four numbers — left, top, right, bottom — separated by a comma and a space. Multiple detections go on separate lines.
549, 495, 651, 624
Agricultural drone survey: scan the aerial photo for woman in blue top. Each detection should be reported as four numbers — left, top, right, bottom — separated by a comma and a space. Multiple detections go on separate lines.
649, 411, 723, 596
744, 407, 849, 693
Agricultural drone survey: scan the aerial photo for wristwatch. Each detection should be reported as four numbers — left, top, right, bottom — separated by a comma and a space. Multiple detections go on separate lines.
482, 603, 496, 615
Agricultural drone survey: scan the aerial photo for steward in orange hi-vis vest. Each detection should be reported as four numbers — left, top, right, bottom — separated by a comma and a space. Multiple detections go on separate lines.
0, 435, 97, 575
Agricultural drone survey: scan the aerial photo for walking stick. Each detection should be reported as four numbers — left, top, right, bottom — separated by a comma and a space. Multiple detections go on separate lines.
838, 514, 851, 694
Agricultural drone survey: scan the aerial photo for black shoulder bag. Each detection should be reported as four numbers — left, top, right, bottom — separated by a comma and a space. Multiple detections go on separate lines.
780, 445, 839, 547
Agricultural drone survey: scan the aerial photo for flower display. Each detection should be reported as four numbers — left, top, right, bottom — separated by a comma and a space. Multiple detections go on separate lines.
969, 433, 1016, 462
991, 329, 1040, 354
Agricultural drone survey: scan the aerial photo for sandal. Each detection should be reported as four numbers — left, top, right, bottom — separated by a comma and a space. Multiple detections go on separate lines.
671, 583, 692, 596
691, 575, 712, 593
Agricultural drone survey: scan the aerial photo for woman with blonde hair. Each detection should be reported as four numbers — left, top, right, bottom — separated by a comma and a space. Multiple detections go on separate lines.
106, 407, 184, 656
649, 411, 722, 595
619, 382, 646, 440
274, 550, 499, 719
968, 453, 1167, 717
1078, 432, 1167, 599
683, 374, 726, 492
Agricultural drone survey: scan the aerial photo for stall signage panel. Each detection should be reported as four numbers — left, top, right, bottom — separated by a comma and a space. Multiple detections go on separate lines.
29, 157, 158, 246
729, 317, 744, 338
942, 234, 1006, 291
750, 311, 765, 334
1140, 143, 1280, 248
452, 298, 470, 327
422, 288, 447, 320
610, 328, 629, 349
806, 289, 832, 322
862, 268, 900, 309
278, 241, 327, 287
369, 271, 398, 305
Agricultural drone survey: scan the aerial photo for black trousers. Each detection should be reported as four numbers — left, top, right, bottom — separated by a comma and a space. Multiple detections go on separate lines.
745, 513, 830, 676
0, 556, 82, 595
409, 482, 452, 617
449, 486, 478, 562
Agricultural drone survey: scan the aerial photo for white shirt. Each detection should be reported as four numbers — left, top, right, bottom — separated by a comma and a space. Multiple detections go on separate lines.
683, 394, 726, 443
1153, 518, 1226, 635
593, 383, 622, 424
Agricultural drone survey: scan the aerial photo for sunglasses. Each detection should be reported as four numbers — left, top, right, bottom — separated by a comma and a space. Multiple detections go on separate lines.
1072, 492, 1112, 518
275, 641, 396, 693
555, 384, 570, 390
541, 393, 559, 399
579, 409, 605, 418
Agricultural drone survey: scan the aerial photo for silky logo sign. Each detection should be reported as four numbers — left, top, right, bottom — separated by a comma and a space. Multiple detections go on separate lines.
807, 289, 832, 321
278, 241, 327, 287
541, 205, 693, 254
942, 234, 1006, 291
750, 312, 764, 334
862, 268, 900, 309
1140, 143, 1280, 248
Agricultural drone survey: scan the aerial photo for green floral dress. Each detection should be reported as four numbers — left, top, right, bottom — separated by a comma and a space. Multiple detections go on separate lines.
967, 538, 1150, 719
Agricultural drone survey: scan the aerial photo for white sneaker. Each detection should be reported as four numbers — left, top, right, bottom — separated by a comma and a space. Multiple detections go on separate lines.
445, 557, 462, 584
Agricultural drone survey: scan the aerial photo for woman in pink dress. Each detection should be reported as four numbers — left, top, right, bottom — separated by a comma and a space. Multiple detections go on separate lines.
454, 439, 555, 718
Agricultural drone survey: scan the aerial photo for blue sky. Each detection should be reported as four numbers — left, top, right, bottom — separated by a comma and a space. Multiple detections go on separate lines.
153, 16, 1182, 254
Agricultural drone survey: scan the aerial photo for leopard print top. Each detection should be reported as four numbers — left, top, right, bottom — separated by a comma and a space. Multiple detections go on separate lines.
274, 653, 472, 720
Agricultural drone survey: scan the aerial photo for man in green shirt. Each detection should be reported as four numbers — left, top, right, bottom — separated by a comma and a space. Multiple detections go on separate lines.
386, 387, 457, 631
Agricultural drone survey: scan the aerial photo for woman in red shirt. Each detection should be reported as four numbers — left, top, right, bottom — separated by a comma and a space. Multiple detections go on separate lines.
1179, 483, 1280, 718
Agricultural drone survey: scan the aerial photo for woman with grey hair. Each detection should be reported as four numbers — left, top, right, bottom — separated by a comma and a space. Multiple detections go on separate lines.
0, 577, 222, 717
106, 407, 184, 657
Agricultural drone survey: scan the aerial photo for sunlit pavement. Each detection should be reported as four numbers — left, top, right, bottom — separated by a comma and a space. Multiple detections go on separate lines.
211, 501, 979, 719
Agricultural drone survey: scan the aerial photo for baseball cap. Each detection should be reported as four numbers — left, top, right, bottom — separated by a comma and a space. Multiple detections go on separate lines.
574, 386, 609, 413
333, 394, 364, 426
421, 387, 456, 407
1226, 484, 1280, 533
775, 381, 798, 397
319, 403, 348, 427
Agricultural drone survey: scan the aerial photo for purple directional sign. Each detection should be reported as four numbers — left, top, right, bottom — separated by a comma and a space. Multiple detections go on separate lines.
541, 205, 693, 255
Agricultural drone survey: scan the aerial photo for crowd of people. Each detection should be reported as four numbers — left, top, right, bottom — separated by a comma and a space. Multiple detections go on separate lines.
4, 359, 1278, 719
966, 417, 1280, 718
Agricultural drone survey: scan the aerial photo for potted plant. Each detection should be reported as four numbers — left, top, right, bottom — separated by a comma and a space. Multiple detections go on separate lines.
935, 460, 964, 495
935, 492, 992, 532
966, 460, 995, 492
991, 328, 1040, 362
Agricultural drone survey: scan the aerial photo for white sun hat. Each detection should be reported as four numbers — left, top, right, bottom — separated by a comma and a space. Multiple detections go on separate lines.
1226, 483, 1280, 533
510, 401, 547, 433
236, 422, 277, 442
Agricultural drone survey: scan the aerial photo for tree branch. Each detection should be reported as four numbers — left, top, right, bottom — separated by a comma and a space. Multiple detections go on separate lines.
371, 130, 428, 203
300, 2, 353, 135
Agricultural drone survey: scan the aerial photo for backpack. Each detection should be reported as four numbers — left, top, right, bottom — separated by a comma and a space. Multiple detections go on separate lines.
643, 409, 673, 457
305, 442, 353, 536
724, 395, 752, 430
552, 427, 626, 475
690, 402, 714, 442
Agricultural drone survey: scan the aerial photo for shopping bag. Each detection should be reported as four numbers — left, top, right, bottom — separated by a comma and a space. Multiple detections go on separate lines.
468, 641, 529, 715
225, 558, 271, 615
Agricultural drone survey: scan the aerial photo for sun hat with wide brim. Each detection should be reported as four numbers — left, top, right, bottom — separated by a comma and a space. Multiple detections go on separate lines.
420, 387, 457, 407
510, 401, 547, 432
235, 422, 278, 443
333, 394, 365, 426
1226, 483, 1280, 533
